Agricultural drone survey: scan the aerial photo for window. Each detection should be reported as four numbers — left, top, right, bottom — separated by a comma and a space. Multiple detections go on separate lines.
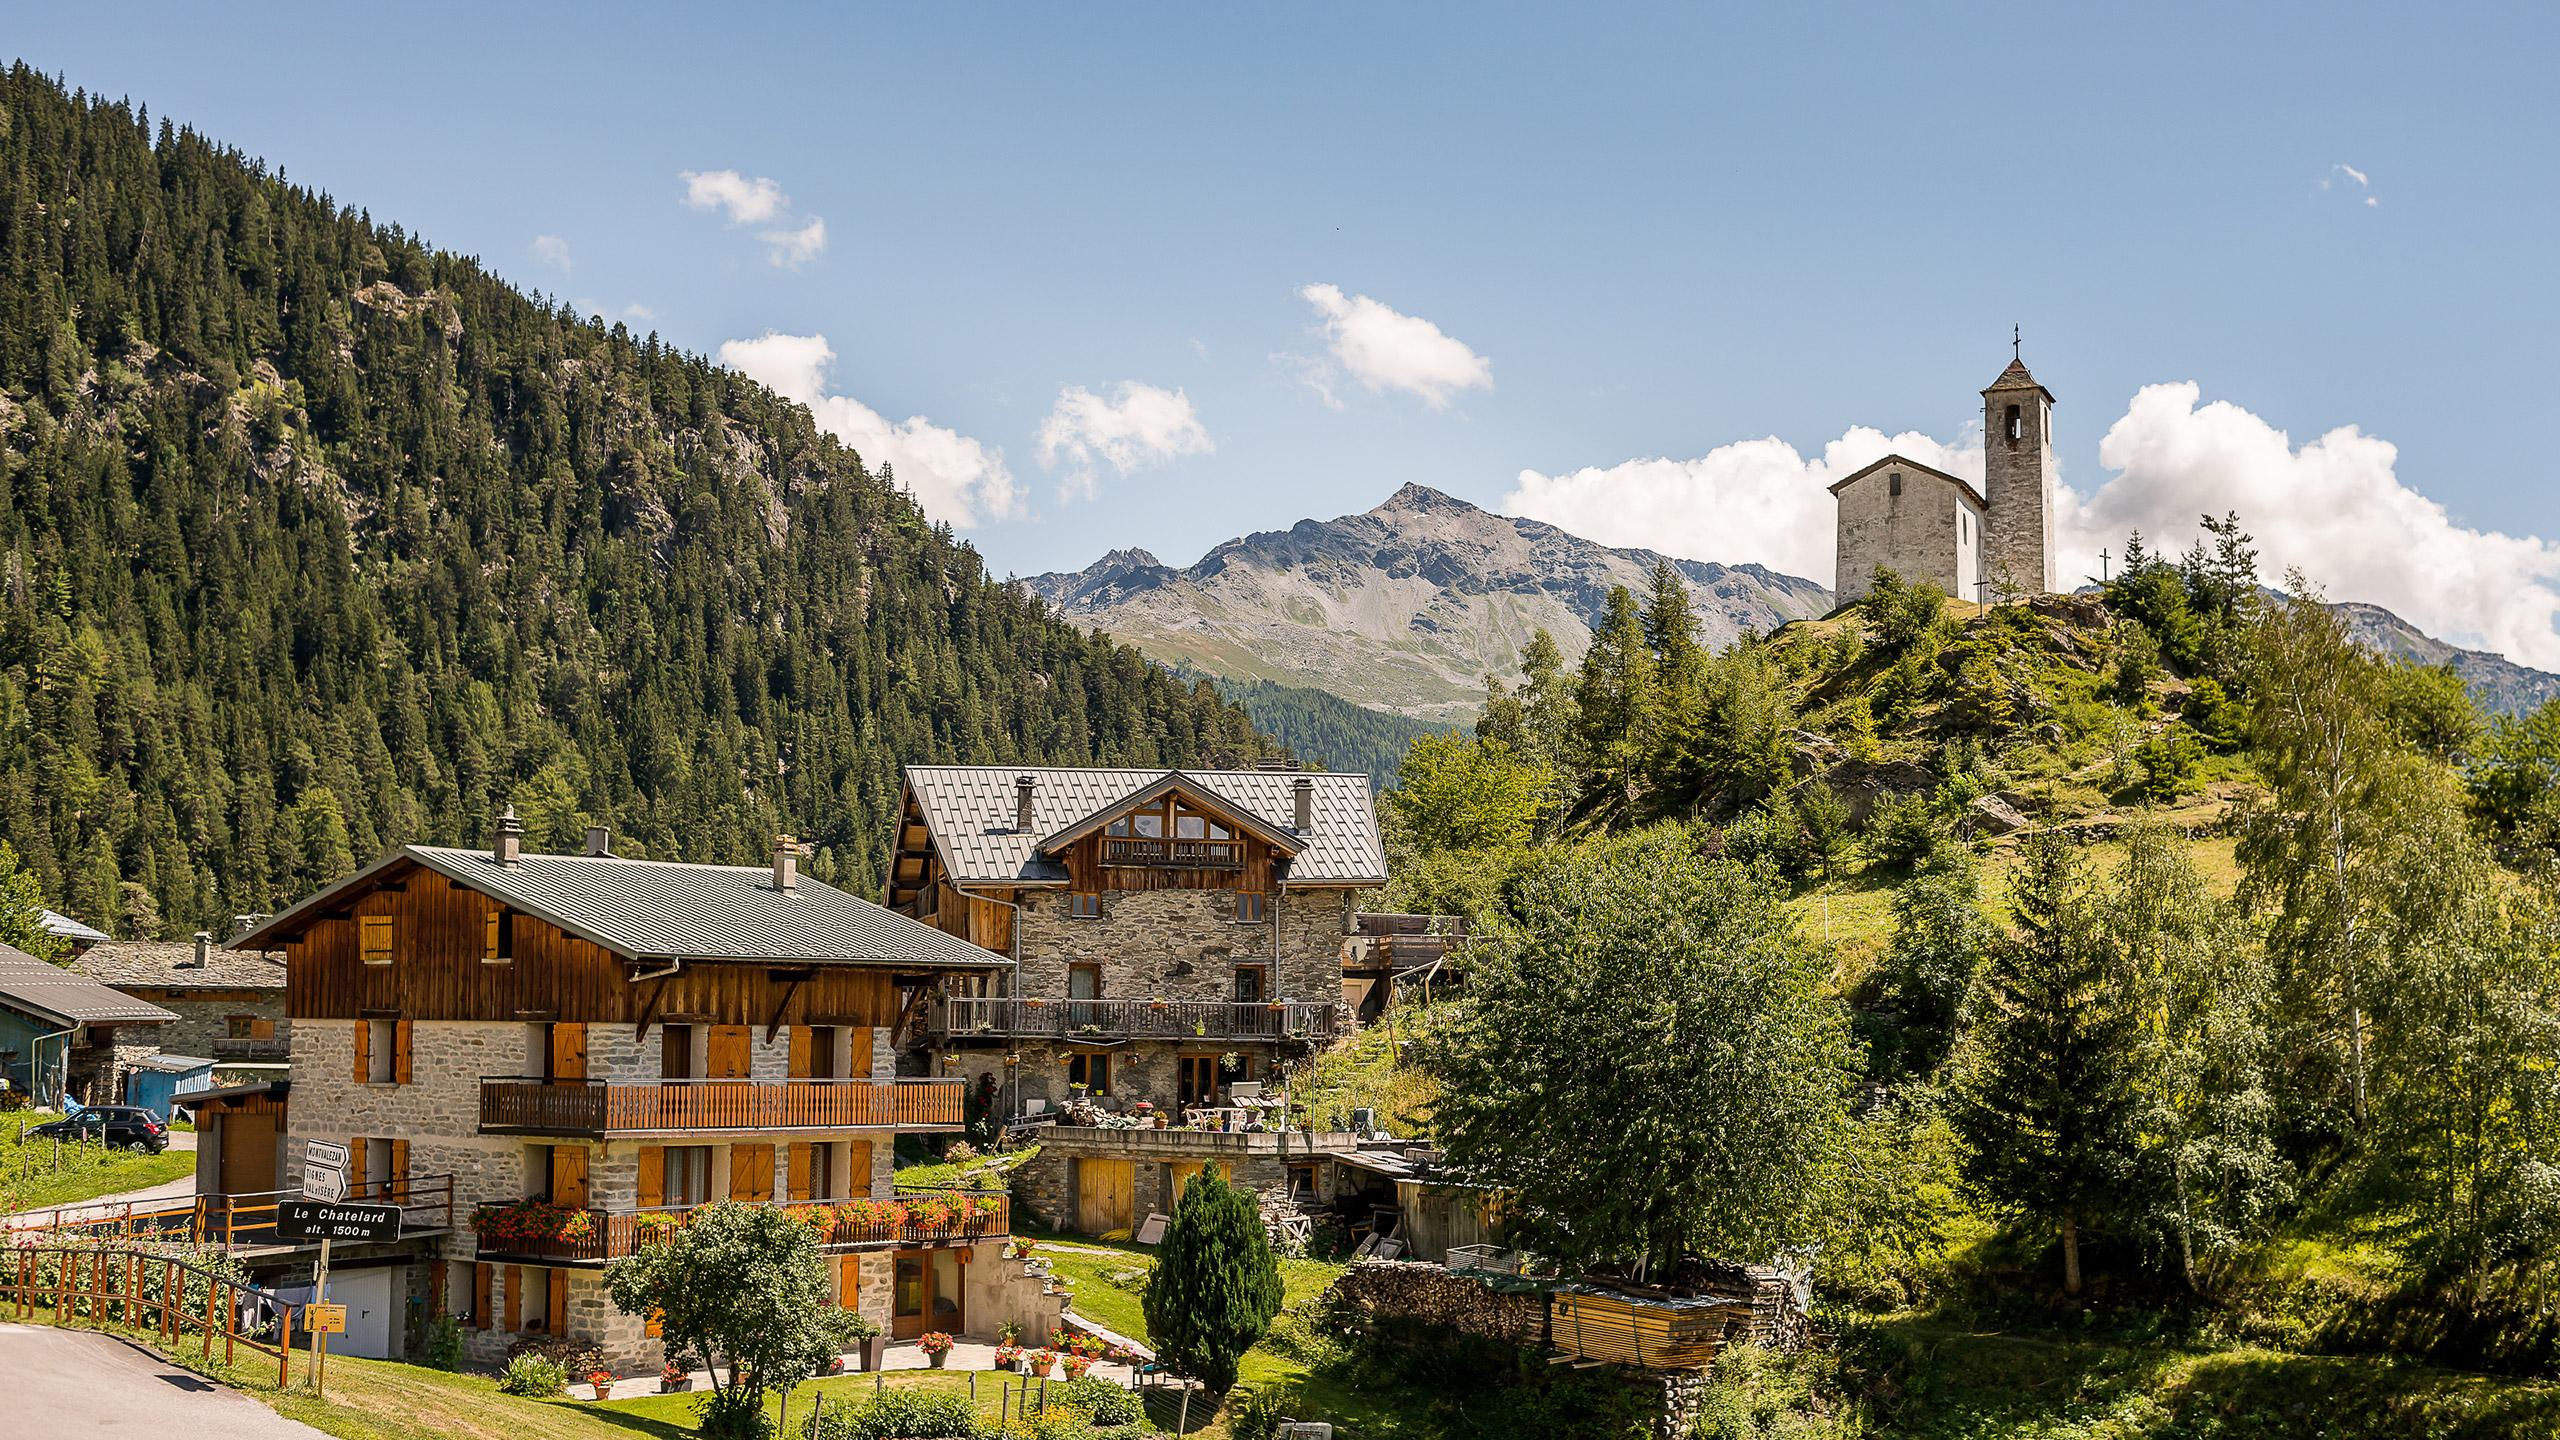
359, 915, 394, 966
1888, 471, 1902, 497
1961, 512, 1969, 543
810, 1143, 836, 1201
226, 1014, 274, 1040
1232, 964, 1268, 1004
1067, 1052, 1112, 1094
1132, 810, 1164, 838
1234, 891, 1268, 925
661, 1023, 696, 1080
483, 909, 514, 966
366, 1019, 399, 1084
1068, 963, 1102, 1000
1174, 808, 1231, 840
2006, 404, 2022, 442
1067, 891, 1102, 920
664, 1146, 713, 1207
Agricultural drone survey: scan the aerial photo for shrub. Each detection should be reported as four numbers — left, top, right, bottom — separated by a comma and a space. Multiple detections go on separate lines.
1055, 1375, 1141, 1426
702, 1384, 774, 1440
1864, 567, 1947, 653
802, 1389, 979, 1440
2135, 727, 2205, 802
497, 1352, 569, 1397
424, 1314, 465, 1372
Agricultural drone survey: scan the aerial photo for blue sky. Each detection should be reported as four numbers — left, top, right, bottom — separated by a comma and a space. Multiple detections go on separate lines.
18, 5, 2560, 661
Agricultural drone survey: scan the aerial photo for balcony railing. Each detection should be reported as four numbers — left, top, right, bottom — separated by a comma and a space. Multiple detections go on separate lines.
1100, 837, 1244, 869
209, 1035, 290, 1060
471, 1189, 1008, 1265
932, 996, 1338, 1043
477, 1077, 964, 1137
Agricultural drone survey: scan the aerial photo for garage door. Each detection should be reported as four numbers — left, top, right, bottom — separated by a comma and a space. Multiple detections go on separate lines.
330, 1267, 399, 1360
1076, 1159, 1135, 1236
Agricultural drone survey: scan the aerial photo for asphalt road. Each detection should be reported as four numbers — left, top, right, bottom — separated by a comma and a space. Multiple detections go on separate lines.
0, 1321, 334, 1439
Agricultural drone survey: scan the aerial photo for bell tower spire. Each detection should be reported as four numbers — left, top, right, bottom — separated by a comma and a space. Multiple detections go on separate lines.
1981, 343, 2056, 598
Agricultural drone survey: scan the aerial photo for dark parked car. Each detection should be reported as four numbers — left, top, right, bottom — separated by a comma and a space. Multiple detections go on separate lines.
28, 1106, 169, 1153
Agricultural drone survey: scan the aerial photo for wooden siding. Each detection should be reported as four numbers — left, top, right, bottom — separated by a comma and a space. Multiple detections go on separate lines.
283, 862, 899, 1026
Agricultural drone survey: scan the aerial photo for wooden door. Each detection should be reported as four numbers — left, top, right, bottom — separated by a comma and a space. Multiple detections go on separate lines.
551, 1146, 590, 1208
549, 1023, 588, 1080
218, 1113, 277, 1197
708, 1025, 752, 1079
662, 1024, 695, 1079
1076, 1158, 1136, 1235
730, 1143, 775, 1202
1179, 1055, 1219, 1107
891, 1252, 927, 1340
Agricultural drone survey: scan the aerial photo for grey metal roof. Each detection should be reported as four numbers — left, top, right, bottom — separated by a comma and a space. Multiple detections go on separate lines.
0, 946, 179, 1026
902, 766, 1387, 886
40, 908, 111, 945
126, 1052, 214, 1074
71, 942, 285, 992
231, 846, 1006, 969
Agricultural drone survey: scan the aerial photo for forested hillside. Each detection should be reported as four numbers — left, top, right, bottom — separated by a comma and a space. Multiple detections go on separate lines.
1204, 672, 1455, 785
0, 66, 1278, 936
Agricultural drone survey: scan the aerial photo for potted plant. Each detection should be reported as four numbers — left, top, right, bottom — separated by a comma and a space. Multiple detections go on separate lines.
847, 1312, 886, 1372
1028, 1348, 1058, 1377
919, 1331, 955, 1368
587, 1368, 615, 1401
998, 1320, 1023, 1345
993, 1342, 1024, 1372
824, 1354, 847, 1375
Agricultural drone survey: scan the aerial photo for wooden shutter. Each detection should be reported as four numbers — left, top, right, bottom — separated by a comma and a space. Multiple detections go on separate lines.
787, 1142, 812, 1201
502, 1265, 522, 1332
351, 1021, 370, 1083
847, 1140, 874, 1196
393, 1020, 414, 1084
787, 1025, 812, 1080
473, 1263, 493, 1329
547, 1268, 568, 1335
551, 1146, 590, 1208
550, 1023, 588, 1081
847, 1026, 874, 1080
636, 1146, 665, 1209
347, 1137, 368, 1192
427, 1260, 445, 1318
707, 1025, 751, 1079
731, 1143, 774, 1202
839, 1255, 862, 1310
389, 1139, 409, 1203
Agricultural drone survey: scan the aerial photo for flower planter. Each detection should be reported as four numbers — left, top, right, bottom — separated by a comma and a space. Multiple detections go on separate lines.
857, 1336, 887, 1372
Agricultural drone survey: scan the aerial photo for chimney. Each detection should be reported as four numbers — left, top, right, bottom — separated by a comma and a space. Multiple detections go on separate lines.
494, 804, 524, 866
1293, 776, 1314, 833
1015, 774, 1037, 833
583, 825, 613, 857
772, 833, 801, 894
187, 931, 212, 968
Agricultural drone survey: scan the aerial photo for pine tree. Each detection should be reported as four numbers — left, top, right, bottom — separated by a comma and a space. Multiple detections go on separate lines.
1141, 1166, 1282, 1393
1571, 587, 1657, 818
1952, 830, 2139, 1296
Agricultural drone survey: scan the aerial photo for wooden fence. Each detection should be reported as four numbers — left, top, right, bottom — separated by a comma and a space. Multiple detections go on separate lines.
2, 1242, 298, 1387
5, 1173, 453, 1250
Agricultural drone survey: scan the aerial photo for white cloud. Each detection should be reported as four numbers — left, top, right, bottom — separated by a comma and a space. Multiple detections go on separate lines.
1292, 283, 1492, 409
531, 234, 572, 271
1503, 427, 1982, 586
759, 216, 827, 268
719, 332, 1020, 528
680, 169, 789, 225
1035, 382, 1213, 501
2320, 162, 2380, 207
2337, 163, 2370, 188
2061, 382, 2560, 668
1507, 381, 2560, 671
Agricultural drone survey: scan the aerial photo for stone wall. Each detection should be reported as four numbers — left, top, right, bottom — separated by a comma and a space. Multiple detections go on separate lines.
1833, 466, 1981, 605
1008, 1127, 1356, 1235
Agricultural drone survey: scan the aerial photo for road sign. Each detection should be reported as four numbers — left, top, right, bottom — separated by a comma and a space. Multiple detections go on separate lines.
277, 1199, 402, 1244
303, 1139, 348, 1202
304, 1303, 347, 1335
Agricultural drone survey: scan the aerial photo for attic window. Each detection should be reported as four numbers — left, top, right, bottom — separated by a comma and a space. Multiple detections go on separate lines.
1888, 471, 1902, 497
360, 915, 395, 967
483, 909, 515, 966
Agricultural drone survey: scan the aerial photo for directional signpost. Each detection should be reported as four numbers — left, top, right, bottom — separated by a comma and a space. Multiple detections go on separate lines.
297, 1139, 362, 1394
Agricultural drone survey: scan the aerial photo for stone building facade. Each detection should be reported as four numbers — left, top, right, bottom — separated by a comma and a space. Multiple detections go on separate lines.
1832, 351, 2057, 605
69, 935, 288, 1065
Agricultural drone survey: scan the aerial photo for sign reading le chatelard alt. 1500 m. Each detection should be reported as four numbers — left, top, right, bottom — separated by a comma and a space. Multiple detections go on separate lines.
276, 1200, 402, 1244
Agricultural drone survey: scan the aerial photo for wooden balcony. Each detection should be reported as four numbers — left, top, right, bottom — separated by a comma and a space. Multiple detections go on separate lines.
931, 995, 1338, 1044
470, 1189, 1008, 1266
477, 1077, 964, 1137
209, 1035, 290, 1061
1100, 837, 1244, 869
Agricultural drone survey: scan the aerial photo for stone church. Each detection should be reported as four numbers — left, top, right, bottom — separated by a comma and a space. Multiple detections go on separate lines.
1830, 351, 2057, 604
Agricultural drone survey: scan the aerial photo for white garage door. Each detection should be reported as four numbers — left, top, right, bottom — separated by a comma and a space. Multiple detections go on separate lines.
328, 1267, 399, 1360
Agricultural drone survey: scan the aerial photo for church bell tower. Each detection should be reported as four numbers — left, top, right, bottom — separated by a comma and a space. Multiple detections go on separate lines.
1981, 335, 2056, 598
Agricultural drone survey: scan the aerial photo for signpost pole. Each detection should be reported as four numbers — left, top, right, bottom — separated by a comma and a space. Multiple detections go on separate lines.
312, 1235, 331, 1395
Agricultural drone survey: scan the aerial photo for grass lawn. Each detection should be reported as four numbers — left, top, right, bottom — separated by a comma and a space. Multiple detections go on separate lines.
1, 1110, 195, 1212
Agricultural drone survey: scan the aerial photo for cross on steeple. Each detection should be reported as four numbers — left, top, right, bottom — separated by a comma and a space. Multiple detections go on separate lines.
2013, 323, 2022, 361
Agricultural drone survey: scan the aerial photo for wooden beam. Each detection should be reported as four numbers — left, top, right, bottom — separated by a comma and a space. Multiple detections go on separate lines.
765, 973, 808, 1044
633, 976, 669, 1040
